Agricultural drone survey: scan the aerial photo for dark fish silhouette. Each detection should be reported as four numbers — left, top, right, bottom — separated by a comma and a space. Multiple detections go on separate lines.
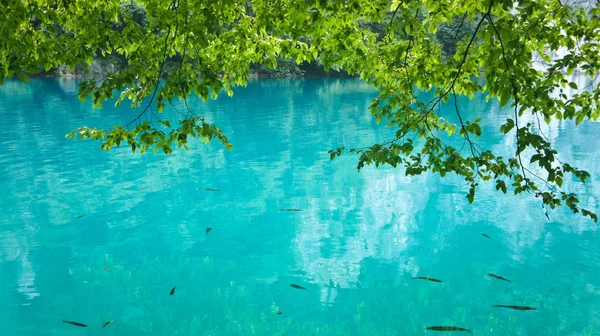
63, 320, 87, 327
199, 188, 220, 191
488, 273, 511, 282
279, 208, 302, 212
102, 320, 114, 328
76, 215, 84, 219
277, 311, 282, 315
481, 233, 491, 239
104, 267, 109, 271
206, 227, 212, 235
413, 276, 442, 283
290, 284, 307, 290
170, 286, 176, 295
426, 326, 471, 333
493, 305, 536, 311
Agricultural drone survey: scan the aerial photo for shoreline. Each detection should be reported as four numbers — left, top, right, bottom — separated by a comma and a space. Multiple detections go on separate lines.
20, 65, 357, 80
20, 72, 357, 80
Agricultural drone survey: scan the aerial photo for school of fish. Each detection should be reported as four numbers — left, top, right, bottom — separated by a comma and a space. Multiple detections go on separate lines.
63, 213, 535, 332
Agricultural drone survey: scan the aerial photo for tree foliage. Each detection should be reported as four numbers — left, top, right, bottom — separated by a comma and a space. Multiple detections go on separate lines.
1, 0, 599, 221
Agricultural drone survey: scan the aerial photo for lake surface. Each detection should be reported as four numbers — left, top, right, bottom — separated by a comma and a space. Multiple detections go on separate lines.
0, 78, 599, 335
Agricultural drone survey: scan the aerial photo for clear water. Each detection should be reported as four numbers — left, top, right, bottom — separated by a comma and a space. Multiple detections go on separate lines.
0, 78, 599, 335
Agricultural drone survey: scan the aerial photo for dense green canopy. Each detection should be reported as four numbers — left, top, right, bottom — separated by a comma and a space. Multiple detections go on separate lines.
1, 0, 599, 221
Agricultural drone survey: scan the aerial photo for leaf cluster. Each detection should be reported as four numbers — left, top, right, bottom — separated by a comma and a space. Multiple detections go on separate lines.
2, 0, 599, 221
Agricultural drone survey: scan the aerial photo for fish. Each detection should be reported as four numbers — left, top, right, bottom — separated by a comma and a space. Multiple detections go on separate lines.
488, 273, 511, 282
493, 305, 537, 311
413, 276, 443, 283
62, 320, 87, 327
170, 286, 176, 295
102, 320, 114, 328
103, 267, 109, 271
206, 227, 212, 235
481, 233, 491, 239
426, 326, 471, 333
277, 311, 282, 315
199, 188, 220, 191
290, 284, 307, 290
278, 208, 302, 212
76, 215, 84, 219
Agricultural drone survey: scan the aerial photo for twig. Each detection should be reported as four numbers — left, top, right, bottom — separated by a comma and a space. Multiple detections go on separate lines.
388, 0, 403, 31
533, 111, 549, 142
124, 26, 171, 128
124, 0, 179, 128
450, 13, 468, 37
453, 89, 478, 158
486, 12, 531, 191
389, 0, 494, 145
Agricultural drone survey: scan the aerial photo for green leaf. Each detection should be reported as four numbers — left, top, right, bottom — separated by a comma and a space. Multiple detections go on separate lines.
466, 185, 476, 204
16, 70, 29, 84
1, 0, 595, 222
499, 119, 515, 134
495, 180, 507, 194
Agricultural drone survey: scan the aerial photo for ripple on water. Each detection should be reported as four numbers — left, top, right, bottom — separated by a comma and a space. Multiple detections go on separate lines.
0, 78, 600, 335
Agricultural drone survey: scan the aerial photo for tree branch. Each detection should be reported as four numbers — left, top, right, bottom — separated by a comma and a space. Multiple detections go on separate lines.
485, 12, 531, 191
124, 0, 179, 128
388, 0, 494, 145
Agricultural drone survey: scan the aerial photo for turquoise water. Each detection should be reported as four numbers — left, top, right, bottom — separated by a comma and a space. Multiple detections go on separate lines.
0, 78, 599, 335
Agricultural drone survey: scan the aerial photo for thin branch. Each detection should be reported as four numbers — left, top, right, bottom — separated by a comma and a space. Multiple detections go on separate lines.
388, 0, 494, 145
388, 0, 403, 31
124, 25, 171, 128
128, 32, 153, 61
156, 81, 187, 119
486, 12, 531, 191
124, 0, 179, 129
533, 111, 550, 142
523, 166, 558, 192
447, 12, 469, 55
453, 90, 478, 158
451, 12, 469, 36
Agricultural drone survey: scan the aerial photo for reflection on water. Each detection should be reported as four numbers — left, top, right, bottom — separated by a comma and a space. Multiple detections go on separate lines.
0, 77, 599, 335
